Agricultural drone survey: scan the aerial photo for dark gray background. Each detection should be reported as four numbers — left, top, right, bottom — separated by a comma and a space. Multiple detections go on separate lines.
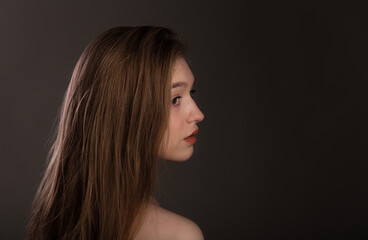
1, 0, 367, 239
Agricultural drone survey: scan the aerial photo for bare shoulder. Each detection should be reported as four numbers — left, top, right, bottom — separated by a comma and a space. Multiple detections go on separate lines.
157, 206, 204, 240
134, 202, 204, 240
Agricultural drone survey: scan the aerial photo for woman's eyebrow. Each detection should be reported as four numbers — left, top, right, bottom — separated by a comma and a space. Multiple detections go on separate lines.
172, 82, 187, 89
171, 80, 195, 89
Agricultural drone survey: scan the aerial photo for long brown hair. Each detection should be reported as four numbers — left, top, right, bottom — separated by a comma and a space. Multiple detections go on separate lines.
27, 26, 185, 240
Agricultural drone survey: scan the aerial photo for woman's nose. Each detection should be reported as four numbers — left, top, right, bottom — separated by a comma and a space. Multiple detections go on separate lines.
187, 102, 205, 124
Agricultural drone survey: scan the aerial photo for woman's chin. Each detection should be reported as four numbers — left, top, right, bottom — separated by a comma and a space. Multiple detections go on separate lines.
163, 149, 193, 162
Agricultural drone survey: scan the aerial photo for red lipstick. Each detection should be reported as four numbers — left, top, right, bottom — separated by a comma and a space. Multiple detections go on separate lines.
184, 129, 198, 144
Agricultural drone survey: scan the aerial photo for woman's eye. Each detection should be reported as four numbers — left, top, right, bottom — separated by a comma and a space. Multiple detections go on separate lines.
172, 96, 181, 106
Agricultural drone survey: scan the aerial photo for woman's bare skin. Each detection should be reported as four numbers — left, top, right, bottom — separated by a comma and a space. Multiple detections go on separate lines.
134, 199, 204, 240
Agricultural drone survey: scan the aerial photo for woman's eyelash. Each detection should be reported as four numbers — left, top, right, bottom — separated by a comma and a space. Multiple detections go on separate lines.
172, 96, 181, 105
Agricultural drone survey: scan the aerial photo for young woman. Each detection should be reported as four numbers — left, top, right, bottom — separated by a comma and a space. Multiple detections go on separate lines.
27, 26, 205, 240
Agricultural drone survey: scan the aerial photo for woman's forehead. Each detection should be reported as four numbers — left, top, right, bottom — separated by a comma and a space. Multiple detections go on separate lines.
172, 58, 195, 86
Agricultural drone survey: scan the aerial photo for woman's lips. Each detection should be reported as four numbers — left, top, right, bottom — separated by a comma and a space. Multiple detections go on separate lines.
184, 129, 198, 144
184, 135, 196, 144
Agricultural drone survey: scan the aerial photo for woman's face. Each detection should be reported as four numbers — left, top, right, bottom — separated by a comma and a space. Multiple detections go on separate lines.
160, 57, 205, 161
